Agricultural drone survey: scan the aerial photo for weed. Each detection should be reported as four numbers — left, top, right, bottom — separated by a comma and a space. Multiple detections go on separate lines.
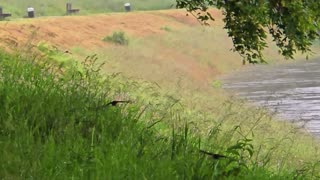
103, 31, 129, 45
37, 42, 77, 68
211, 80, 222, 88
161, 26, 173, 32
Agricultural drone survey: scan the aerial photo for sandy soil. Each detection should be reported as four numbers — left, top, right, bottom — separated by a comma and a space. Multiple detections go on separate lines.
0, 9, 229, 87
0, 9, 223, 50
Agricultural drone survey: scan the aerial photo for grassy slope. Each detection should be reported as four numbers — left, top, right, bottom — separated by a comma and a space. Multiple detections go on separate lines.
1, 9, 320, 178
0, 0, 175, 17
0, 52, 305, 179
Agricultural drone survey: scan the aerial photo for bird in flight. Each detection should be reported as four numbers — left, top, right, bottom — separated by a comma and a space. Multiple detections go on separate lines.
199, 150, 227, 160
106, 100, 132, 106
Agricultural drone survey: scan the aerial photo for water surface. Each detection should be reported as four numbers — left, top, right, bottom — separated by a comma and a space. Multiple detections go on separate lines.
223, 60, 320, 136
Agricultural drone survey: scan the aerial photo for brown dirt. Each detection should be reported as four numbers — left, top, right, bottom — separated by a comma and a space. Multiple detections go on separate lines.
0, 9, 231, 87
0, 9, 222, 50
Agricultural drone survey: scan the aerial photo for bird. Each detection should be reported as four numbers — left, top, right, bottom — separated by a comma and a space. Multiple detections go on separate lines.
199, 150, 227, 160
90, 100, 132, 111
106, 100, 131, 106
64, 50, 72, 54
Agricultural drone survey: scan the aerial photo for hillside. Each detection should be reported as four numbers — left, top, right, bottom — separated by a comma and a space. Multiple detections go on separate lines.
0, 9, 236, 86
1, 8, 320, 179
0, 9, 300, 88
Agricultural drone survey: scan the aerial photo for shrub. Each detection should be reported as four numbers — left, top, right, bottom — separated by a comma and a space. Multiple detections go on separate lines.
103, 31, 129, 45
160, 26, 173, 32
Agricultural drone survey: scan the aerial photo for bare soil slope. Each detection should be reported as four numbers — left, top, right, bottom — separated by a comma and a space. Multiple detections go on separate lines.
0, 9, 235, 87
0, 10, 222, 49
0, 9, 309, 88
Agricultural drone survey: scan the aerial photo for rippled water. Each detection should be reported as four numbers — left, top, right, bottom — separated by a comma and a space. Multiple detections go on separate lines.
222, 60, 320, 136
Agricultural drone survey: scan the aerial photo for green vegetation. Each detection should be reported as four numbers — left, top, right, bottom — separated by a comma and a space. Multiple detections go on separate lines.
103, 31, 129, 45
37, 42, 77, 68
0, 2, 320, 178
0, 0, 175, 17
1, 49, 320, 179
211, 80, 222, 88
161, 26, 173, 32
176, 0, 320, 63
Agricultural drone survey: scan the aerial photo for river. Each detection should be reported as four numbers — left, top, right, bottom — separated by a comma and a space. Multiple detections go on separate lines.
222, 59, 320, 136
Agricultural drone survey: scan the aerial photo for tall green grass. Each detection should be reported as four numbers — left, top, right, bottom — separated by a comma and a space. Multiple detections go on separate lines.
0, 51, 319, 179
0, 0, 175, 17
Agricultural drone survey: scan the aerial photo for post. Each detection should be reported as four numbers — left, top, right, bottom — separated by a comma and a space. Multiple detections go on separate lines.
66, 3, 72, 14
27, 7, 35, 18
0, 7, 11, 20
0, 7, 3, 20
124, 3, 131, 12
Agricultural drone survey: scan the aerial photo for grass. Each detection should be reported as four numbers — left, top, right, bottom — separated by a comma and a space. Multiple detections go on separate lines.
93, 26, 277, 89
1, 49, 320, 179
103, 31, 129, 45
1, 8, 320, 178
0, 0, 176, 18
65, 26, 320, 176
161, 26, 173, 32
37, 42, 77, 67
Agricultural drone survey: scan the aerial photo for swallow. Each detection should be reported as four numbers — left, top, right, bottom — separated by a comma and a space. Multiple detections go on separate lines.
106, 100, 131, 106
199, 150, 227, 160
64, 50, 72, 54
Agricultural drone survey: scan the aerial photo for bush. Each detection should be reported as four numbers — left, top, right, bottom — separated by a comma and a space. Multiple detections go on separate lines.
160, 26, 173, 32
103, 31, 129, 45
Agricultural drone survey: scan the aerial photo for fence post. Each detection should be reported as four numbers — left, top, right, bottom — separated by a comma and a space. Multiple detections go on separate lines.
27, 7, 35, 18
124, 3, 131, 12
66, 3, 72, 14
0, 7, 11, 20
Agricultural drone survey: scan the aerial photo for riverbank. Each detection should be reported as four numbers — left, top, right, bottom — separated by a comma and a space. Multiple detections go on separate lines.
1, 49, 320, 178
1, 9, 320, 178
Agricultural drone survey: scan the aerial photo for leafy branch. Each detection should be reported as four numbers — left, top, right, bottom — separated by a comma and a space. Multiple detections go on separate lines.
176, 0, 320, 63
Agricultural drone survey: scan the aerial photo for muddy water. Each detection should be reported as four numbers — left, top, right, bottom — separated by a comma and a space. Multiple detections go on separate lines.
222, 59, 320, 136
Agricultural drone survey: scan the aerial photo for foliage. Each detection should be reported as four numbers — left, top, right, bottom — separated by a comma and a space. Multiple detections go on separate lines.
103, 31, 129, 45
0, 51, 316, 179
176, 0, 320, 63
161, 26, 173, 32
37, 42, 77, 68
211, 80, 222, 88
